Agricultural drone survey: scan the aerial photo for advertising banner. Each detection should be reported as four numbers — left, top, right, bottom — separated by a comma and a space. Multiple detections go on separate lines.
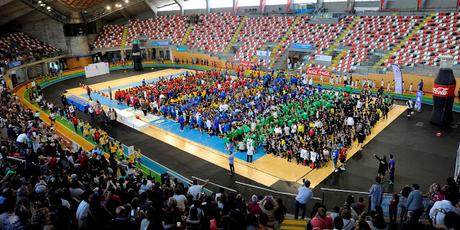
84, 62, 109, 78
306, 67, 331, 77
149, 40, 171, 46
292, 43, 315, 50
315, 54, 332, 62
392, 64, 403, 94
415, 90, 423, 111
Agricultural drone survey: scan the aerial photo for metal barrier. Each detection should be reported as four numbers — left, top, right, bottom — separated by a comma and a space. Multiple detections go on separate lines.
235, 181, 322, 201
192, 176, 236, 193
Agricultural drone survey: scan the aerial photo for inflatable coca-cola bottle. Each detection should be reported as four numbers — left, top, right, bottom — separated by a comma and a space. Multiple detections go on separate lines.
431, 56, 456, 126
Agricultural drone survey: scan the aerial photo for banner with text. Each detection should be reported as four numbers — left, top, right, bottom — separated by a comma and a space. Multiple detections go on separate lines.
315, 54, 332, 62
292, 43, 315, 50
415, 90, 423, 111
392, 64, 403, 94
306, 67, 331, 77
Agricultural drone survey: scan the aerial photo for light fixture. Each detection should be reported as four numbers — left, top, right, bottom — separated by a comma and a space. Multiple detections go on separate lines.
124, 0, 129, 3
40, 3, 45, 7
38, 0, 42, 3
46, 6, 51, 10
115, 3, 122, 8
106, 5, 111, 10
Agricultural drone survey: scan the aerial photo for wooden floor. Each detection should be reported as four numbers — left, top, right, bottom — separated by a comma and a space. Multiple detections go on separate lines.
66, 69, 407, 187
66, 68, 191, 96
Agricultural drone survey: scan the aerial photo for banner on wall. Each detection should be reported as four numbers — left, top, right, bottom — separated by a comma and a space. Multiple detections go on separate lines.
415, 90, 423, 111
315, 54, 332, 62
292, 43, 315, 50
392, 64, 403, 94
84, 62, 109, 78
176, 46, 187, 52
149, 40, 171, 47
306, 67, 331, 77
256, 50, 270, 58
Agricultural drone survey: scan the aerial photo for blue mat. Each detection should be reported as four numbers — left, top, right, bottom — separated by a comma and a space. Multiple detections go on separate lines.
149, 116, 265, 162
81, 93, 129, 110
67, 95, 89, 112
83, 90, 266, 162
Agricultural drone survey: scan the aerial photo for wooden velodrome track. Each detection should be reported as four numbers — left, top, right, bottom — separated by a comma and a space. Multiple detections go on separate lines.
65, 68, 406, 187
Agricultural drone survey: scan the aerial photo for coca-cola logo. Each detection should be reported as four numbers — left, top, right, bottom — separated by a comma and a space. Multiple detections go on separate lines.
306, 68, 331, 77
433, 87, 449, 96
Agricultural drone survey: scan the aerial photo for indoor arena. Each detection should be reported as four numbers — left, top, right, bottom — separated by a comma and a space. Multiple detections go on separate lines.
1, 0, 460, 229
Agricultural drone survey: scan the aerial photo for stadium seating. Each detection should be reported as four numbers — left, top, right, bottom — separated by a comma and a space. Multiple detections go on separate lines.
0, 32, 61, 68
277, 15, 353, 64
187, 12, 241, 54
126, 15, 188, 47
88, 13, 460, 72
384, 12, 460, 67
235, 16, 294, 66
333, 15, 423, 72
93, 24, 124, 49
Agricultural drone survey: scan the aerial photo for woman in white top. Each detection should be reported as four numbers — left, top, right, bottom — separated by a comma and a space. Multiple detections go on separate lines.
310, 150, 317, 165
300, 148, 308, 165
341, 209, 356, 230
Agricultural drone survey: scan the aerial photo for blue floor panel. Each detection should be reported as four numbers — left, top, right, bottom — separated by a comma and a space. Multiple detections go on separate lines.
82, 91, 266, 162
149, 116, 266, 162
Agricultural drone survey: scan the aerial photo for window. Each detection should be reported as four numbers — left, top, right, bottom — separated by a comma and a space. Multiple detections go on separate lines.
238, 0, 259, 7
158, 3, 180, 11
266, 0, 287, 5
293, 0, 317, 3
183, 0, 206, 9
209, 0, 233, 8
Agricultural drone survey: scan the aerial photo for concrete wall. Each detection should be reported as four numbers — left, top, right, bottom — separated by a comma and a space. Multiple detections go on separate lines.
67, 36, 90, 56
21, 18, 67, 51
425, 0, 457, 9
387, 0, 417, 10
323, 2, 348, 12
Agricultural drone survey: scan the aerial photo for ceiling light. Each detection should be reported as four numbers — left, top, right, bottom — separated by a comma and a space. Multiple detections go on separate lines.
38, 0, 42, 3
46, 6, 51, 10
124, 0, 129, 3
115, 3, 122, 8
106, 5, 111, 10
40, 3, 45, 7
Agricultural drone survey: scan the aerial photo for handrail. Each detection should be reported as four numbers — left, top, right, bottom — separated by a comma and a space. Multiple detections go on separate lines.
6, 156, 26, 163
320, 187, 370, 195
235, 181, 322, 201
167, 170, 192, 185
192, 176, 237, 193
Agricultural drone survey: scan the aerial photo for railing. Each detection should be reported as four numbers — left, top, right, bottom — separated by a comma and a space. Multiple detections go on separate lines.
235, 181, 322, 201
192, 176, 236, 193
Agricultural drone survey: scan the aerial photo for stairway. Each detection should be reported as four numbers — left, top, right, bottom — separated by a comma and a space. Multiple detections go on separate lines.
181, 25, 193, 45
323, 16, 360, 56
327, 49, 348, 70
224, 16, 248, 53
269, 16, 301, 67
120, 25, 129, 49
280, 218, 307, 230
373, 13, 436, 67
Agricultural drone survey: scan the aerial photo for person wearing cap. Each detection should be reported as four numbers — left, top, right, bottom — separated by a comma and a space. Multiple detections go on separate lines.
294, 179, 312, 219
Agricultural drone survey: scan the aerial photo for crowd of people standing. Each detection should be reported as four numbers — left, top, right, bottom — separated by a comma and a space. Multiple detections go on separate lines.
105, 70, 393, 171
